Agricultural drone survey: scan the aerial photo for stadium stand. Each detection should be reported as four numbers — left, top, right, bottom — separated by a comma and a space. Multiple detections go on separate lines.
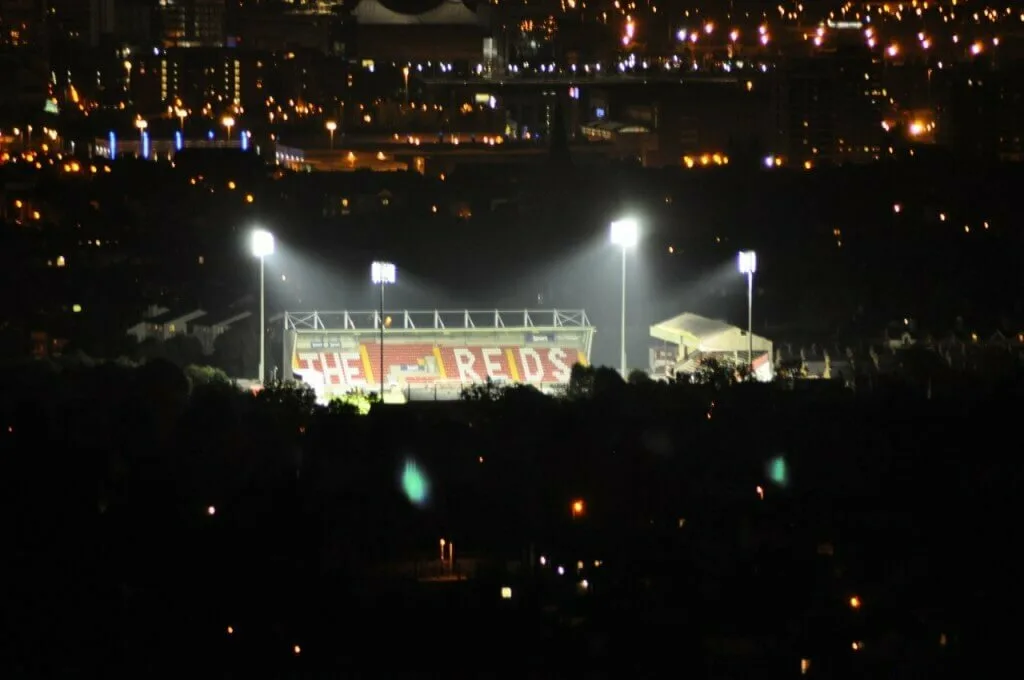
284, 310, 595, 402
294, 343, 586, 390
649, 312, 774, 381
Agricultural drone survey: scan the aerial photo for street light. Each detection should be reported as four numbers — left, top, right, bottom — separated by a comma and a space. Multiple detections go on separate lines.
371, 261, 396, 401
325, 120, 337, 149
134, 118, 148, 159
738, 250, 757, 375
610, 217, 639, 376
251, 229, 275, 384
222, 115, 235, 140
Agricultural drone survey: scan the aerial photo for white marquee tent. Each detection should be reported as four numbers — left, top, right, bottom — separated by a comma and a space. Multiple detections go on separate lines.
649, 312, 773, 379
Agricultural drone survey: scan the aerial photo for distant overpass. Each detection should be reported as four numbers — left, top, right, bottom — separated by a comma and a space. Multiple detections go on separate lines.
420, 73, 745, 87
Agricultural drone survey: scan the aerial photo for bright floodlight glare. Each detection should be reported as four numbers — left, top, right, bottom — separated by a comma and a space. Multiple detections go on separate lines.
738, 250, 757, 274
371, 260, 397, 284
251, 229, 275, 258
610, 218, 639, 247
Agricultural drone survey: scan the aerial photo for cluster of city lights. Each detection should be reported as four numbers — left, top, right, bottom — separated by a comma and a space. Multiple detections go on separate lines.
682, 152, 729, 168
675, 22, 772, 47
536, 549, 598, 593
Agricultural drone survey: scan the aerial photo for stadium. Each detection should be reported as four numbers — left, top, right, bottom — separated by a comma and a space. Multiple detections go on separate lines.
283, 309, 594, 402
649, 312, 774, 381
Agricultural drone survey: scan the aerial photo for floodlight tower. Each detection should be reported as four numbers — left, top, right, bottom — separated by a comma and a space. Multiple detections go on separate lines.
610, 217, 639, 376
326, 120, 337, 149
251, 229, 275, 383
371, 261, 396, 400
738, 250, 757, 373
135, 118, 148, 159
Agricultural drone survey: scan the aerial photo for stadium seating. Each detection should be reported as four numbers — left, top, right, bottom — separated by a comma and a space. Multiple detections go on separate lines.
294, 342, 586, 390
435, 347, 461, 381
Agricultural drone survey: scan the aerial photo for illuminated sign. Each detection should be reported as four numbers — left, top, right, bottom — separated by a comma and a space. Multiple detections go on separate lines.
294, 345, 582, 387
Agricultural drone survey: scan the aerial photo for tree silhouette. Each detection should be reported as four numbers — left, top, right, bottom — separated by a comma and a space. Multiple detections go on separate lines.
164, 335, 204, 367
130, 358, 191, 440
567, 363, 624, 398
567, 363, 595, 398
213, 321, 257, 379
628, 368, 653, 384
184, 364, 231, 391
694, 357, 734, 388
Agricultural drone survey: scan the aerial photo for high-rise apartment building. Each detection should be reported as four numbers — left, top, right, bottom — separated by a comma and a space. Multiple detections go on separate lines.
159, 0, 224, 47
773, 48, 885, 164
45, 0, 156, 47
0, 0, 49, 116
0, 0, 44, 48
89, 0, 116, 45
43, 0, 92, 43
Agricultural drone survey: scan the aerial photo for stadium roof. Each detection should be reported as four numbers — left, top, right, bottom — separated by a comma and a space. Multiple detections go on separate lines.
197, 308, 251, 328
650, 312, 772, 353
285, 309, 593, 332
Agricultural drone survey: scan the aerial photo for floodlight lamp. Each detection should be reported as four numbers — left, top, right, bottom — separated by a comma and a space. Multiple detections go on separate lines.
371, 261, 397, 284
251, 229, 274, 258
326, 121, 337, 132
738, 250, 757, 274
222, 115, 235, 128
610, 218, 639, 247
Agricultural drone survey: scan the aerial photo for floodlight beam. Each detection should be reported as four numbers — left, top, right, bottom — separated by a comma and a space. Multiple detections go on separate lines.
371, 261, 397, 401
610, 217, 639, 248
251, 229, 275, 258
251, 229, 275, 384
371, 261, 396, 284
737, 250, 757, 374
738, 250, 757, 274
609, 217, 639, 375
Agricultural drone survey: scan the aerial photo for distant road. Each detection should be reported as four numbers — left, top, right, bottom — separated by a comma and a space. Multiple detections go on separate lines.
420, 73, 744, 87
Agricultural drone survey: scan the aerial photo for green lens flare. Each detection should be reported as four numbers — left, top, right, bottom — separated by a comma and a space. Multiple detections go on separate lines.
768, 456, 788, 487
402, 460, 429, 505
